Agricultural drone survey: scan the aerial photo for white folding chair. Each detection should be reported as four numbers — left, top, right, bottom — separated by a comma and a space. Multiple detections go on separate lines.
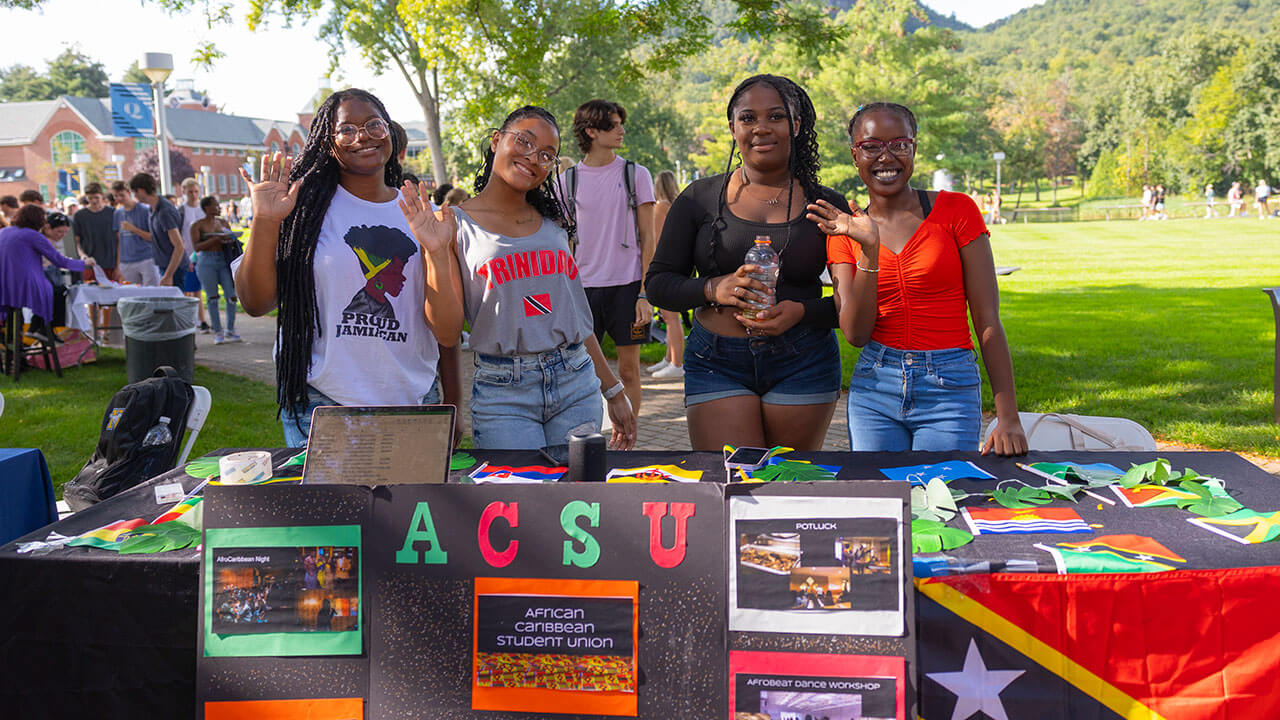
177, 385, 212, 466
982, 411, 1156, 452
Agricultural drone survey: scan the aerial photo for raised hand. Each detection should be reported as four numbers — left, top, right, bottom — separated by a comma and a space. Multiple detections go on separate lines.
398, 180, 456, 255
806, 198, 879, 250
239, 152, 300, 224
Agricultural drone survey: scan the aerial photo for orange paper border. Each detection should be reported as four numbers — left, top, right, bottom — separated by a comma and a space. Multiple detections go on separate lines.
204, 697, 363, 720
472, 577, 639, 716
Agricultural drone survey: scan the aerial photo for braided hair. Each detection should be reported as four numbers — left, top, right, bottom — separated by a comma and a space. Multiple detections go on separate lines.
275, 88, 402, 418
846, 102, 918, 141
473, 105, 575, 240
716, 74, 822, 255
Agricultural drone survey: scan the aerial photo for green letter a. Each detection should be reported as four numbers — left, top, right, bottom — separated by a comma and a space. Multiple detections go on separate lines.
395, 501, 449, 564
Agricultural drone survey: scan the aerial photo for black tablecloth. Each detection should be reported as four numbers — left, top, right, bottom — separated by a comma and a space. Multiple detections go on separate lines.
1, 449, 1276, 718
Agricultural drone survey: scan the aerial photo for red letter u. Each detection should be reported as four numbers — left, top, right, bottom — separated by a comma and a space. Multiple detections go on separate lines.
642, 502, 695, 568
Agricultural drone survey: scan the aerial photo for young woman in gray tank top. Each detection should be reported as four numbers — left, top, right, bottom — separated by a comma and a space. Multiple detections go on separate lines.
399, 106, 637, 450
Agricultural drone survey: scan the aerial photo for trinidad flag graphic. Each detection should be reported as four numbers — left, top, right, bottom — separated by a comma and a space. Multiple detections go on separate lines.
523, 293, 552, 317
918, 569, 1280, 718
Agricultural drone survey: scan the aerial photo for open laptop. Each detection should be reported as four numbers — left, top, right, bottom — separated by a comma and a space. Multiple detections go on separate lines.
302, 405, 456, 486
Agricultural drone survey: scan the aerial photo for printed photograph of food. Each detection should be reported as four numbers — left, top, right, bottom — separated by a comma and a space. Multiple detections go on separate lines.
738, 532, 801, 575
475, 652, 635, 693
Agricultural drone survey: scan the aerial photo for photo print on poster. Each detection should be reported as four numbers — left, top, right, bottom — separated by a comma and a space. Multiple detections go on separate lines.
472, 577, 639, 717
729, 496, 905, 635
203, 697, 363, 720
203, 525, 362, 657
729, 650, 906, 720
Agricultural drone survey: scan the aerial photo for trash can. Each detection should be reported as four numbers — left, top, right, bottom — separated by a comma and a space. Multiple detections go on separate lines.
118, 296, 198, 384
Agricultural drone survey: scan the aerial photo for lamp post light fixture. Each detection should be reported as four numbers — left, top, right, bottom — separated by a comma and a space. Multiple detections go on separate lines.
141, 52, 174, 195
70, 152, 92, 194
111, 154, 125, 183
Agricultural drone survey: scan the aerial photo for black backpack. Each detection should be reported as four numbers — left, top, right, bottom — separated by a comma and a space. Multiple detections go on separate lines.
63, 366, 195, 512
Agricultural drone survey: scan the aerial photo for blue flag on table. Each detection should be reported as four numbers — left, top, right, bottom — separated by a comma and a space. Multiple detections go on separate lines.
109, 83, 154, 138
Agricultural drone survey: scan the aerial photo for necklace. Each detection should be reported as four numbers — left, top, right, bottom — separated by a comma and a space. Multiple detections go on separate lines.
740, 168, 788, 205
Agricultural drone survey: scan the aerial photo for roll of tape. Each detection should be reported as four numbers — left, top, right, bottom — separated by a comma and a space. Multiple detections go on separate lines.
219, 451, 273, 485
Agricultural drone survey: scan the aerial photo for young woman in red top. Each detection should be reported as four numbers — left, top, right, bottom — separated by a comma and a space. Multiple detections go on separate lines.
807, 103, 1028, 455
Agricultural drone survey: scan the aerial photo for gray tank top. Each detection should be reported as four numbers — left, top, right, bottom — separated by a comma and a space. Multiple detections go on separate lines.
453, 207, 593, 355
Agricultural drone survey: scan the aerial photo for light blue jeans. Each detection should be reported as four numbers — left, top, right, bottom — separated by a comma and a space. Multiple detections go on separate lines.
195, 251, 236, 334
470, 341, 602, 450
282, 381, 442, 448
847, 340, 982, 452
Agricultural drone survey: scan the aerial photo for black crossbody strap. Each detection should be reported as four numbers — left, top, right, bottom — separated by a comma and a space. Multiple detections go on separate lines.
917, 188, 933, 217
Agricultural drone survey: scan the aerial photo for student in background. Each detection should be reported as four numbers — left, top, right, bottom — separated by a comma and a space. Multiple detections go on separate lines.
646, 170, 685, 379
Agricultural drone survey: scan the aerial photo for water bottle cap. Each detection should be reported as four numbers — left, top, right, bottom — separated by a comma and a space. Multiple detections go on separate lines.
159, 416, 170, 423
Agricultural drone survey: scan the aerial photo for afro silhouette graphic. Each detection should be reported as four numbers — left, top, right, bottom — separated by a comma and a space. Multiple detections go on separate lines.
342, 224, 419, 322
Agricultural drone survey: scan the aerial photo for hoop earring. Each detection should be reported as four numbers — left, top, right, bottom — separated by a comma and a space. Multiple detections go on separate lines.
374, 280, 384, 290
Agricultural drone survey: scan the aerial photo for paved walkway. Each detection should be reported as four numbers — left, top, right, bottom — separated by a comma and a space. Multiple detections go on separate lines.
191, 313, 1279, 476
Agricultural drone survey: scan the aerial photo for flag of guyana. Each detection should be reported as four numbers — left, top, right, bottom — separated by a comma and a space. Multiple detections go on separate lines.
918, 568, 1280, 718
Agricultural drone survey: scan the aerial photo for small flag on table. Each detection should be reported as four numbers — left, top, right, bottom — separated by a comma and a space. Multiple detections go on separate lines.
606, 465, 702, 483
962, 507, 1092, 535
66, 518, 147, 550
469, 464, 567, 483
1036, 534, 1186, 573
152, 496, 202, 526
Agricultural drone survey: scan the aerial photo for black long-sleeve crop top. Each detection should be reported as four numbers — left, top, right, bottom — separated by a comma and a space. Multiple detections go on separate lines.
644, 173, 851, 328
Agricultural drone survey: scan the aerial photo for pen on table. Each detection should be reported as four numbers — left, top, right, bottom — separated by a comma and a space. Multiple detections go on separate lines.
1018, 462, 1116, 505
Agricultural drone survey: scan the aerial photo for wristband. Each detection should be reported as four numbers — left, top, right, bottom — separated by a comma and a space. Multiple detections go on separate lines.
856, 262, 880, 273
603, 382, 625, 400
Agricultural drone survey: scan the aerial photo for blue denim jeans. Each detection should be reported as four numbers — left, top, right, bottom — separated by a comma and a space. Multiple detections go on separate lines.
682, 321, 841, 406
470, 342, 602, 450
847, 340, 981, 452
195, 251, 236, 334
281, 381, 442, 448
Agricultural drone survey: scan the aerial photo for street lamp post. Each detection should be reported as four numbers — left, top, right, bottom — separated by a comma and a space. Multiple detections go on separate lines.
70, 152, 91, 194
141, 52, 174, 195
993, 151, 1005, 196
110, 154, 125, 183
200, 165, 212, 195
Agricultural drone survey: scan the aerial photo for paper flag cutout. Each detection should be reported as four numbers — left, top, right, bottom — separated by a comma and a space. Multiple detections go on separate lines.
152, 495, 202, 526
607, 465, 702, 483
1188, 509, 1280, 544
961, 507, 1092, 535
66, 518, 147, 550
1036, 534, 1186, 573
1111, 482, 1229, 508
881, 460, 995, 485
470, 464, 567, 483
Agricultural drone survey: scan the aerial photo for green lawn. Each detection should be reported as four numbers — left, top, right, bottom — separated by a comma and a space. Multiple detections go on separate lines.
1, 349, 279, 495
873, 217, 1277, 455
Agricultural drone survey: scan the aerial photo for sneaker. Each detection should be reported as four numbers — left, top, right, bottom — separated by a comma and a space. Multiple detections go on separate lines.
199, 321, 212, 334
651, 363, 685, 379
214, 333, 226, 345
225, 332, 243, 343
646, 359, 670, 374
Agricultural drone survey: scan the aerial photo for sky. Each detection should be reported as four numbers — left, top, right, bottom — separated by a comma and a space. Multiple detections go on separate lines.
1, 0, 1046, 126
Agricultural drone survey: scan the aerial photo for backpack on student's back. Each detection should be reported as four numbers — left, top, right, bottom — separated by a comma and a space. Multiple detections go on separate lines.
63, 366, 194, 512
563, 160, 640, 254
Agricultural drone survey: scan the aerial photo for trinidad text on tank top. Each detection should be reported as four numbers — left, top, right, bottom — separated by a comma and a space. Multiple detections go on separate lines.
452, 206, 593, 356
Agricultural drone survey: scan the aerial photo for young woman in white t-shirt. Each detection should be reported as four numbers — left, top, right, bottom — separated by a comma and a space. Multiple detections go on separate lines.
398, 105, 636, 450
235, 88, 460, 447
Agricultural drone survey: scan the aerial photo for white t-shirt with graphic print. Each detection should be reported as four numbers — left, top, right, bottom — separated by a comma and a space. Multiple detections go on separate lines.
304, 185, 439, 406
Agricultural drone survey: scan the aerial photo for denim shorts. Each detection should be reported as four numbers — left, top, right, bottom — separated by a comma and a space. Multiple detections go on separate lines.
683, 321, 841, 407
281, 380, 442, 448
846, 340, 981, 452
470, 341, 602, 450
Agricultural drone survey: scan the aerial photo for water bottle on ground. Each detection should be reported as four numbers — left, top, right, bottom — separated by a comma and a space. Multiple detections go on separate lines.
742, 235, 779, 319
142, 416, 173, 448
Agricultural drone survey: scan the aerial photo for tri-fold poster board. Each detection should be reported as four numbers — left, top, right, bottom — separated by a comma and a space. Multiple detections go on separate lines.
197, 480, 914, 719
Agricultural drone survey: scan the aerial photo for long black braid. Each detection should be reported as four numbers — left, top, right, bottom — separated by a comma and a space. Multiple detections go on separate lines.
276, 88, 402, 418
716, 74, 822, 257
472, 106, 576, 241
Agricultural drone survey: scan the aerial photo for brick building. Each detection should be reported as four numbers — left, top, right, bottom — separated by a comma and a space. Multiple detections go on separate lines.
0, 92, 308, 202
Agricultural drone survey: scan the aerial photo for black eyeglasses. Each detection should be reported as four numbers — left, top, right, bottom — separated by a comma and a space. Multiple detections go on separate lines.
499, 130, 559, 170
333, 118, 390, 146
852, 137, 916, 158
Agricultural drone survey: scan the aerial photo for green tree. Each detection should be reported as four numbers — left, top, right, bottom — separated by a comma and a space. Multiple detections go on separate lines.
45, 48, 110, 97
0, 64, 52, 101
122, 61, 153, 85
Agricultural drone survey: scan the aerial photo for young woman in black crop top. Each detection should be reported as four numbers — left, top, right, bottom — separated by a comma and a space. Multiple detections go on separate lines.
646, 74, 851, 451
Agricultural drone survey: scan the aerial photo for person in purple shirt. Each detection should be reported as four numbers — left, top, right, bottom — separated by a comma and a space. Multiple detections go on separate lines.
0, 205, 91, 341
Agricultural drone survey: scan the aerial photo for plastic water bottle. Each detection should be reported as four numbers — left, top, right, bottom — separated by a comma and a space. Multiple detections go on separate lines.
142, 416, 173, 448
742, 235, 779, 319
